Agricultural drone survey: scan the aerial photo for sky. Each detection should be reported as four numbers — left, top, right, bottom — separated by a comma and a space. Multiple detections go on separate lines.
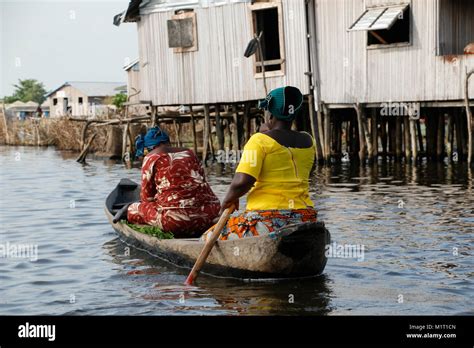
0, 0, 138, 97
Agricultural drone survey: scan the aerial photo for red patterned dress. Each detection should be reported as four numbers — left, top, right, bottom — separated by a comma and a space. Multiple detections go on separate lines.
127, 150, 221, 238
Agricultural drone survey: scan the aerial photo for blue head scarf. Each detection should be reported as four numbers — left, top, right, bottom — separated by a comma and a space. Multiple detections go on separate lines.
134, 134, 145, 159
144, 127, 170, 150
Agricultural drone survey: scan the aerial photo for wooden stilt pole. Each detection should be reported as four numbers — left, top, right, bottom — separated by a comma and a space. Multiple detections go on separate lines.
308, 95, 323, 161
232, 105, 240, 152
323, 104, 331, 162
354, 103, 367, 162
243, 102, 251, 144
318, 105, 326, 160
202, 105, 211, 165
371, 108, 378, 161
410, 118, 417, 162
395, 116, 402, 161
404, 116, 411, 162
190, 106, 198, 155
173, 120, 181, 147
436, 111, 445, 161
446, 113, 453, 163
464, 69, 474, 166
416, 119, 424, 155
215, 104, 225, 153
380, 116, 388, 158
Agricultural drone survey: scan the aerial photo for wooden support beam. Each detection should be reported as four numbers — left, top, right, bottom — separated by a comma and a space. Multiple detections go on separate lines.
446, 113, 454, 162
354, 103, 367, 162
308, 95, 323, 161
464, 69, 474, 166
77, 133, 97, 163
215, 104, 225, 152
318, 104, 326, 160
173, 120, 182, 147
410, 118, 417, 162
380, 116, 388, 157
395, 116, 402, 161
436, 111, 445, 161
371, 108, 378, 161
232, 104, 240, 152
416, 119, 424, 154
323, 104, 331, 162
202, 105, 211, 165
190, 106, 198, 155
243, 102, 251, 145
404, 116, 411, 162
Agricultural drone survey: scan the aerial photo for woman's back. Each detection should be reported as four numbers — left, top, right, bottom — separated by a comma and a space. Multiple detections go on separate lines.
236, 132, 315, 210
142, 149, 219, 208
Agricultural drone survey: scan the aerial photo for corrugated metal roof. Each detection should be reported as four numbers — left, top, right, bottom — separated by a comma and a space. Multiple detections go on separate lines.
46, 82, 125, 97
140, 0, 250, 14
123, 58, 139, 71
114, 0, 250, 23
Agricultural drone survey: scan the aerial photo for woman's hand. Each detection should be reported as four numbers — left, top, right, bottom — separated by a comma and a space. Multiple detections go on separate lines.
219, 200, 238, 216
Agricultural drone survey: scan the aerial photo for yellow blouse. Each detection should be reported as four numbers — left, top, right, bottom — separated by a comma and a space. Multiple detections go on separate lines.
236, 132, 316, 210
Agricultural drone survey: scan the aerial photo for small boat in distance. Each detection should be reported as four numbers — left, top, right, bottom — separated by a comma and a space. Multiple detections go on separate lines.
105, 179, 331, 280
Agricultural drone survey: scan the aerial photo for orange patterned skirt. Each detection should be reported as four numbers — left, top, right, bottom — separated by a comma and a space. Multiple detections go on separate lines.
200, 209, 317, 242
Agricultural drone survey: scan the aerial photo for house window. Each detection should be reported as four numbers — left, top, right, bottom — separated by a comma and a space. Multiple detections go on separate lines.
438, 0, 474, 55
348, 5, 411, 48
53, 98, 58, 106
251, 3, 285, 75
78, 97, 83, 104
167, 10, 198, 53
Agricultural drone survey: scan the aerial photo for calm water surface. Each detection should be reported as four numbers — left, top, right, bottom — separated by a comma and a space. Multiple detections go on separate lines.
0, 146, 472, 315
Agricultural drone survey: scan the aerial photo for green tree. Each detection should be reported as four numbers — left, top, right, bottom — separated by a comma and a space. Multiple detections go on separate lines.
4, 79, 47, 104
112, 93, 128, 110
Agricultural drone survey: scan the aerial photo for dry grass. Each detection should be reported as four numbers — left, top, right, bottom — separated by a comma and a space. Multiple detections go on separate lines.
0, 118, 108, 152
0, 117, 195, 153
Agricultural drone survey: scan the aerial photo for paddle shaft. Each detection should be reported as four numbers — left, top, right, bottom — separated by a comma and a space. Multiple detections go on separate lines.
185, 207, 234, 285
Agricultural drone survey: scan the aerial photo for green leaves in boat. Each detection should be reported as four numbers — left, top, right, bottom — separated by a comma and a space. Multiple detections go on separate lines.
123, 221, 174, 240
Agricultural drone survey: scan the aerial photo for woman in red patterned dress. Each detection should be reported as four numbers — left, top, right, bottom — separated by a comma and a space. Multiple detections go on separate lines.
127, 127, 221, 238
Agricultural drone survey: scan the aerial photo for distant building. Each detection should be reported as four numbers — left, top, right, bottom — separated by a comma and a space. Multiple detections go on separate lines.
6, 101, 44, 120
124, 58, 141, 104
45, 81, 126, 117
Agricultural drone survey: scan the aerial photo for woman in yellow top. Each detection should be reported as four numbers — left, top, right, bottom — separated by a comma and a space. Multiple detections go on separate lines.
201, 86, 317, 241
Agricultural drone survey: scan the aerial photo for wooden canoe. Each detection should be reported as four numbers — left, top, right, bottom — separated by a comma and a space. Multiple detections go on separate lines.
105, 179, 331, 279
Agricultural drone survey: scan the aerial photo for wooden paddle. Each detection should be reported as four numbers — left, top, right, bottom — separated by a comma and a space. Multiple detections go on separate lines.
184, 206, 235, 285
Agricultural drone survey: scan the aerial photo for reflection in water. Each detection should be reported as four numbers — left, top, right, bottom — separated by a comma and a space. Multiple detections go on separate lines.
0, 146, 472, 315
